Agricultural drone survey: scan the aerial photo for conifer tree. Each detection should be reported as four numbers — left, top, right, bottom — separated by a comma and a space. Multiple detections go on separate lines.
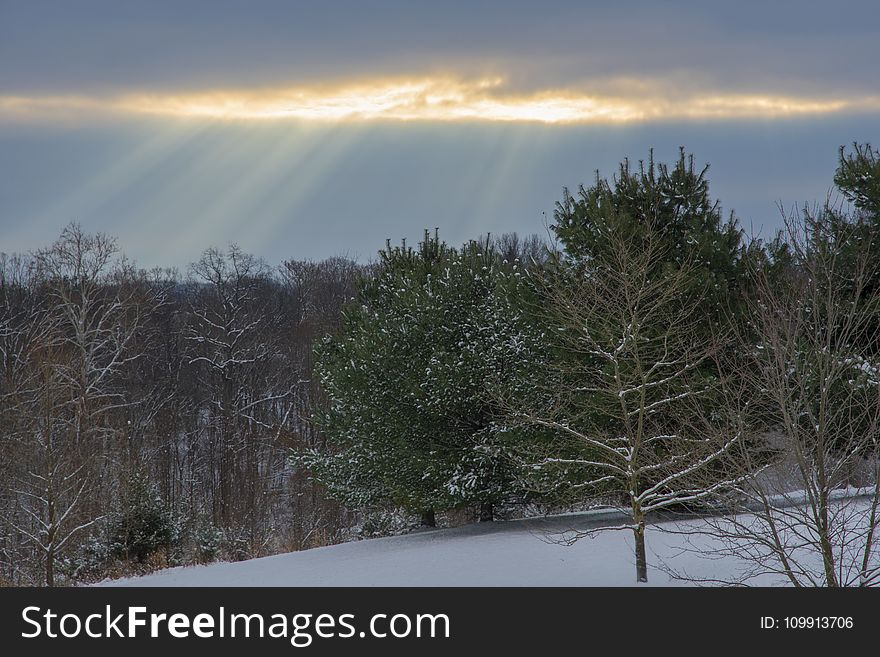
835, 142, 880, 220
552, 148, 744, 322
832, 143, 880, 303
300, 231, 544, 522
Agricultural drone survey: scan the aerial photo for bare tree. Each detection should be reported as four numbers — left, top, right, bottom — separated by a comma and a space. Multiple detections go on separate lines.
679, 210, 880, 586
1, 224, 158, 585
277, 256, 362, 548
0, 253, 60, 584
187, 245, 300, 551
1, 250, 93, 586
33, 225, 155, 449
279, 256, 362, 328
492, 232, 549, 269
518, 224, 744, 583
0, 248, 98, 586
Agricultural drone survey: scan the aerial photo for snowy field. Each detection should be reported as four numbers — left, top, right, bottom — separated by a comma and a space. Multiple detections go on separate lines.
100, 509, 806, 587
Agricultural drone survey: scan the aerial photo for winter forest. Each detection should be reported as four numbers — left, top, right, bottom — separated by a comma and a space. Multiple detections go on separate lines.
2, 144, 880, 587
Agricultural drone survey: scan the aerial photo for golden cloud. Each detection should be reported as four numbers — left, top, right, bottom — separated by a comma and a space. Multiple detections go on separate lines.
2, 76, 878, 124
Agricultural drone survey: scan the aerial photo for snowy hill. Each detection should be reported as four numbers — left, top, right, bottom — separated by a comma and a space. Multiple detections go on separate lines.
100, 510, 784, 587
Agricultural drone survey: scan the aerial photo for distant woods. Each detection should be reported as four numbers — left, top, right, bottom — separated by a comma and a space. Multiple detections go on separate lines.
0, 231, 366, 585
2, 143, 880, 586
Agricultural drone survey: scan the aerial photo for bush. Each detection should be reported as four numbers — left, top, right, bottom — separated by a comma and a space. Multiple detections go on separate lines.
111, 477, 179, 563
193, 519, 222, 563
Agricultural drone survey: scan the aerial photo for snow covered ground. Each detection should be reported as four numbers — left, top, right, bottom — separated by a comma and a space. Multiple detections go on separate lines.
100, 509, 798, 587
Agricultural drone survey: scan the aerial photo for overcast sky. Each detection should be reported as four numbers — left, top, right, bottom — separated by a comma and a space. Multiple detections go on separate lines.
1, 1, 877, 267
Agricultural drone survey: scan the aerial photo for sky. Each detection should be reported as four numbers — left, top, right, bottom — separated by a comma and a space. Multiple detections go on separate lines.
1, 0, 878, 267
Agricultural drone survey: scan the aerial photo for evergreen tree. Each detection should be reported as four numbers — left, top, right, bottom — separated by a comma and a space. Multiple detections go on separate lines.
835, 142, 880, 220
300, 231, 545, 522
548, 148, 750, 437
552, 148, 744, 322
832, 143, 880, 304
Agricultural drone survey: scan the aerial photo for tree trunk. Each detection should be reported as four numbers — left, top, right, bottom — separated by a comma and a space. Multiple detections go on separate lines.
634, 521, 648, 583
45, 547, 55, 587
420, 509, 436, 528
479, 502, 494, 522
817, 490, 839, 587
46, 486, 56, 587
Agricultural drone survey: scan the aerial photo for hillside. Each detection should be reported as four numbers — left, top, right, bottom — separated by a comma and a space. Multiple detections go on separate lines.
100, 509, 777, 587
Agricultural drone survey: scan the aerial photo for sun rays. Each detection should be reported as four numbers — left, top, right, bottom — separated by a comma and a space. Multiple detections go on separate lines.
4, 73, 877, 269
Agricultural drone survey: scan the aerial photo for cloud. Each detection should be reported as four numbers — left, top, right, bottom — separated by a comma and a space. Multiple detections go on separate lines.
2, 76, 879, 125
1, 1, 877, 98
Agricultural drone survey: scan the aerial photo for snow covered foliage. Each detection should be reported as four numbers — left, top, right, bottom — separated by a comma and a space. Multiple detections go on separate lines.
6, 144, 880, 587
109, 473, 181, 564
300, 231, 547, 520
552, 148, 745, 325
835, 142, 880, 220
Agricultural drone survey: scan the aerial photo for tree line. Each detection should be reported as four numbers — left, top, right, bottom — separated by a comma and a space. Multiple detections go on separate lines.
2, 143, 879, 585
0, 235, 364, 585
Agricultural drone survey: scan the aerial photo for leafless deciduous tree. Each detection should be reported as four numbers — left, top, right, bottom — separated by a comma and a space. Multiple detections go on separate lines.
188, 246, 289, 542
519, 224, 744, 583
491, 232, 549, 269
1, 253, 60, 583
676, 211, 880, 586
277, 256, 362, 547
1, 225, 158, 584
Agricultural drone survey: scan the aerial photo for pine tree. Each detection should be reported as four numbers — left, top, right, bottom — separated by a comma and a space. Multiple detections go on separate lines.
832, 143, 880, 304
552, 148, 744, 322
835, 142, 880, 220
299, 231, 545, 522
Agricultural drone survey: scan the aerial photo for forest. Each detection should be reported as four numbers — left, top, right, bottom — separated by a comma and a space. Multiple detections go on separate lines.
2, 143, 879, 586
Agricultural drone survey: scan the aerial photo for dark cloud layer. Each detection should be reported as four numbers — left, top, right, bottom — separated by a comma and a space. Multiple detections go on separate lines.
1, 1, 877, 95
